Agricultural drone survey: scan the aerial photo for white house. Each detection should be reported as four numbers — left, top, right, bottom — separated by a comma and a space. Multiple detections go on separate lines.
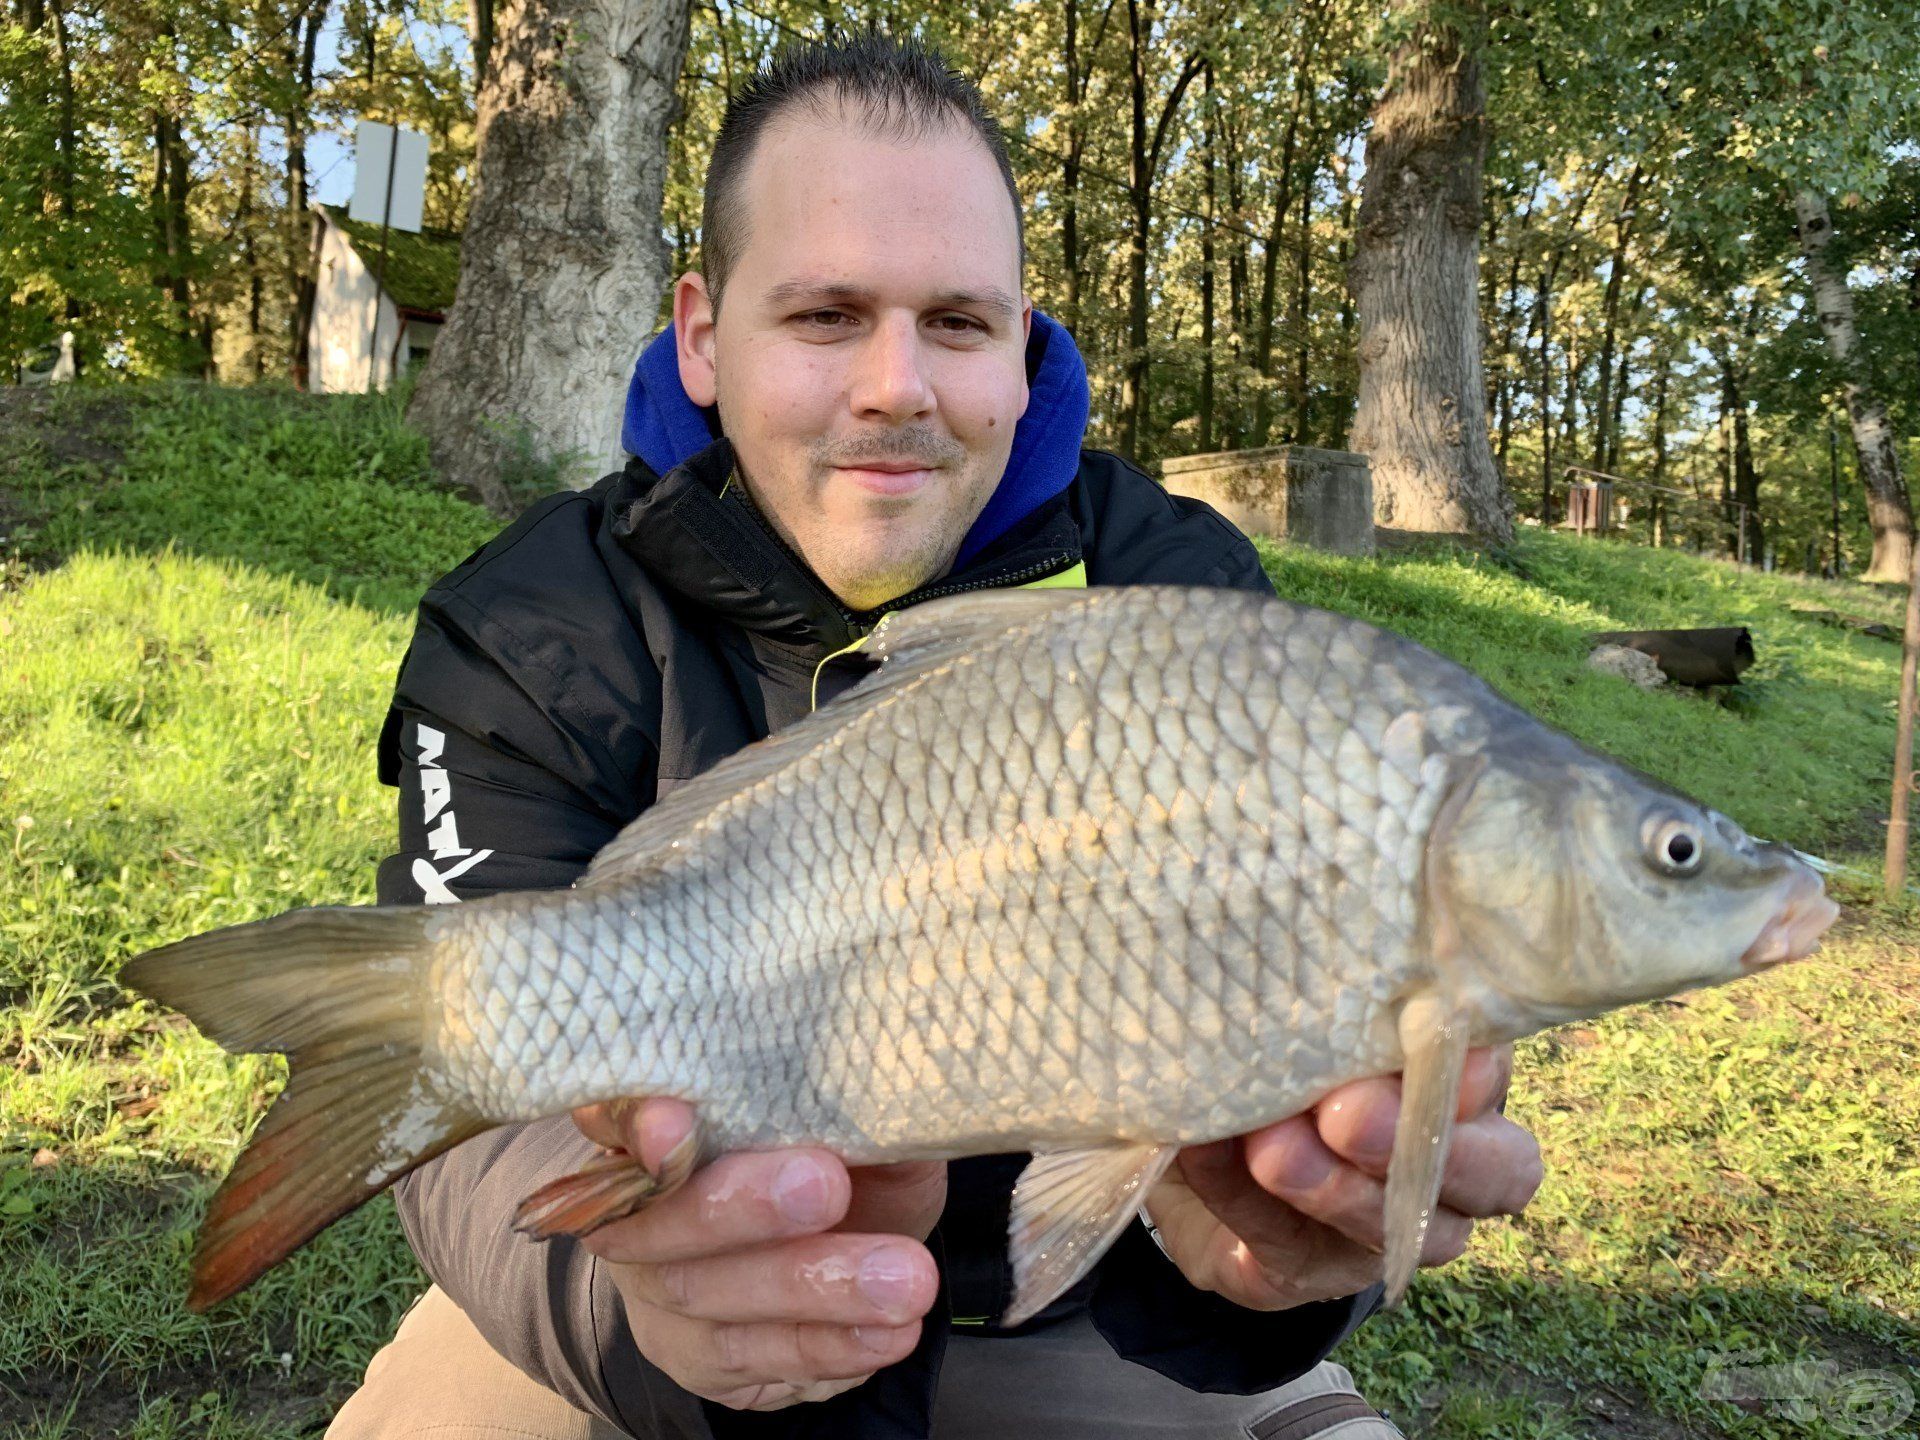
306, 204, 461, 393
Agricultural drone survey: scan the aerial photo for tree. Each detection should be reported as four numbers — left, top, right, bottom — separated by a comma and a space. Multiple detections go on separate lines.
407, 0, 693, 508
1793, 191, 1913, 583
1347, 0, 1510, 541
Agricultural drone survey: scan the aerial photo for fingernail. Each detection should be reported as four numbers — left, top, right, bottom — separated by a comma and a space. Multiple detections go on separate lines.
1272, 1141, 1337, 1192
858, 1246, 923, 1318
854, 1323, 904, 1355
773, 1158, 833, 1227
1351, 1108, 1396, 1163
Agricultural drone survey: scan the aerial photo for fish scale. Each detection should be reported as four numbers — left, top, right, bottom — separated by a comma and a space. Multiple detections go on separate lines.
122, 584, 1838, 1317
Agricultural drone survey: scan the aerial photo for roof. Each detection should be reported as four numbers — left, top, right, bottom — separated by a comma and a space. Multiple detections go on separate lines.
320, 204, 463, 316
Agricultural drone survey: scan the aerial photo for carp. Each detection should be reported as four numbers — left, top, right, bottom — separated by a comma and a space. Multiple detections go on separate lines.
123, 586, 1837, 1316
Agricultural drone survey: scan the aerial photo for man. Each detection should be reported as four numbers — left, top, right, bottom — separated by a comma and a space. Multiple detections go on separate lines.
328, 34, 1542, 1440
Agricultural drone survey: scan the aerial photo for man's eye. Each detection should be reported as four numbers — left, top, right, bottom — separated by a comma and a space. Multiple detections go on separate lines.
797, 310, 853, 329
933, 315, 987, 335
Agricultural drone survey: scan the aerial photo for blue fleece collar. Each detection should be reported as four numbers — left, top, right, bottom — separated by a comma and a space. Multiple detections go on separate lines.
621, 310, 1090, 567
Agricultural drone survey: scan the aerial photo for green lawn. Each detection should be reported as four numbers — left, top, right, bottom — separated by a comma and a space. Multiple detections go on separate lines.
1, 385, 1915, 1437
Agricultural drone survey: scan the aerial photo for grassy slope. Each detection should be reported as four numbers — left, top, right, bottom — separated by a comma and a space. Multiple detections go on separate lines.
1, 386, 1915, 1437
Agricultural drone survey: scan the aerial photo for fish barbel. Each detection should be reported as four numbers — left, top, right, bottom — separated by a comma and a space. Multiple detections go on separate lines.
123, 586, 1837, 1316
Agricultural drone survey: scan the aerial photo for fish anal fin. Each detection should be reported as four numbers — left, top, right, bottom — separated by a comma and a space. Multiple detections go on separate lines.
1383, 989, 1470, 1307
514, 1122, 703, 1238
1004, 1141, 1175, 1327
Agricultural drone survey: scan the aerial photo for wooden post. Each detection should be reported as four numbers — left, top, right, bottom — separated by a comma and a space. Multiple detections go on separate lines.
1887, 533, 1920, 899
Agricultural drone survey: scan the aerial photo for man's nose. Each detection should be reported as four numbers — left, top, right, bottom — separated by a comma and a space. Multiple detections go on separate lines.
848, 315, 934, 423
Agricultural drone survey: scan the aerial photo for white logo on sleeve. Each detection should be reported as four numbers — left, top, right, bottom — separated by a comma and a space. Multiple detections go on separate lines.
410, 723, 495, 904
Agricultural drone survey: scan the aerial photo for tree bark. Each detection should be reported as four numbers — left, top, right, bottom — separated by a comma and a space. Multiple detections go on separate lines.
1793, 189, 1915, 583
409, 0, 693, 508
1347, 0, 1508, 541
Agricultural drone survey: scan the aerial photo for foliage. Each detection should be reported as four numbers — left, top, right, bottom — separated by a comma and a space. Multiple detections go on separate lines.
9, 0, 1917, 568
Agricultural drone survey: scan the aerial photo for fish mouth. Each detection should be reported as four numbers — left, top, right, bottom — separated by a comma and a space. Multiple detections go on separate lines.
1739, 866, 1840, 971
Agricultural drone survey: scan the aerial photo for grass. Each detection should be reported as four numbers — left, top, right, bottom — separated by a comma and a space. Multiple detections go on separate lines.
1, 384, 1916, 1436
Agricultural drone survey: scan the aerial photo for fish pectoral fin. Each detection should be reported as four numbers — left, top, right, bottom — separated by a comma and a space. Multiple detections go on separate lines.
513, 1121, 703, 1239
1382, 989, 1471, 1308
1004, 1141, 1176, 1328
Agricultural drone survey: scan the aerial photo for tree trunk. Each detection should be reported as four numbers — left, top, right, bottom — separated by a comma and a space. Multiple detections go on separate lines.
1718, 348, 1762, 564
287, 0, 329, 384
1250, 6, 1326, 446
1117, 0, 1199, 460
409, 0, 693, 508
243, 131, 263, 378
1290, 148, 1314, 441
471, 0, 497, 88
1061, 0, 1082, 337
1537, 282, 1553, 522
1347, 0, 1509, 541
1649, 350, 1669, 545
1199, 64, 1216, 453
1793, 189, 1915, 583
1590, 163, 1642, 472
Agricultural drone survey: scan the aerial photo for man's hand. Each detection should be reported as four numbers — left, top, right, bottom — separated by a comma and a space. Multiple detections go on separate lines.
571, 1098, 946, 1412
1143, 1045, 1542, 1311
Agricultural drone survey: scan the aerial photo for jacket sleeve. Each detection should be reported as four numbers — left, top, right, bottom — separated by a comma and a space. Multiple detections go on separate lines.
375, 603, 717, 1439
1083, 485, 1390, 1391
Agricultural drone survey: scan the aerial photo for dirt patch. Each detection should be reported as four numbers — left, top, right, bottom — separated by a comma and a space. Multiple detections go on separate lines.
0, 385, 137, 581
0, 1363, 342, 1437
1414, 1354, 1723, 1439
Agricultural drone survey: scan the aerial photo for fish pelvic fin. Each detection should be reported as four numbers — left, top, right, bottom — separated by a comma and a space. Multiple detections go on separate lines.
1004, 1141, 1176, 1327
120, 906, 485, 1311
1382, 989, 1471, 1308
513, 1122, 702, 1239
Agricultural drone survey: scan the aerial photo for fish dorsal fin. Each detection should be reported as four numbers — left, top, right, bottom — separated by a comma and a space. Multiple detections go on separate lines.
1004, 1141, 1176, 1327
578, 588, 1097, 890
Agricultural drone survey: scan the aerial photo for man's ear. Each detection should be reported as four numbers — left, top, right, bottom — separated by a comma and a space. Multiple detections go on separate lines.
1017, 296, 1033, 420
675, 273, 719, 408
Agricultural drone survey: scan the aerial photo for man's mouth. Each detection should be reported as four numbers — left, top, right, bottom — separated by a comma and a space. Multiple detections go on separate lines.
833, 460, 941, 497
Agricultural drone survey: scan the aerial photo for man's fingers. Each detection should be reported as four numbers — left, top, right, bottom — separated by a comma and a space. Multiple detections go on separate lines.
620, 1234, 938, 1326
571, 1096, 696, 1172
638, 1308, 922, 1395
1310, 1047, 1518, 1178
1243, 1123, 1474, 1263
1432, 1115, 1544, 1218
581, 1149, 851, 1264
838, 1160, 948, 1239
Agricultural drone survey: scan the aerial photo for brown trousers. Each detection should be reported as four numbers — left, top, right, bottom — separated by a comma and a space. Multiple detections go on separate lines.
326, 1285, 1405, 1440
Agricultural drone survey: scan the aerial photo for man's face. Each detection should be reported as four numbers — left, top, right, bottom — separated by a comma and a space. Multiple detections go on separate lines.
675, 107, 1030, 613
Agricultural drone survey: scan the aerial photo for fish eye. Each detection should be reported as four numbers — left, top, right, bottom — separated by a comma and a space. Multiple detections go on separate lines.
1643, 814, 1705, 877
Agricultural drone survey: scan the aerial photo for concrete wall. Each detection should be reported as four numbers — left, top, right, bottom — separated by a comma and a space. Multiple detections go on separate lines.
1161, 444, 1375, 556
306, 217, 422, 394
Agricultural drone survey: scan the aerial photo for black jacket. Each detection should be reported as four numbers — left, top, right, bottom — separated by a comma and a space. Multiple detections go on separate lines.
374, 437, 1386, 1439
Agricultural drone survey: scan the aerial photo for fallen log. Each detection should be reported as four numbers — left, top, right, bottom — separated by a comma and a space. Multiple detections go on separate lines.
1588, 627, 1755, 687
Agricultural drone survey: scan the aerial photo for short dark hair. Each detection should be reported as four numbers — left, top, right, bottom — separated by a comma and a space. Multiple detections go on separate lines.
700, 33, 1025, 306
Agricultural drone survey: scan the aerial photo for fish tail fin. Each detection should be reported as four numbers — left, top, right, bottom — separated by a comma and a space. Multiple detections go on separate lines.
121, 906, 487, 1311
